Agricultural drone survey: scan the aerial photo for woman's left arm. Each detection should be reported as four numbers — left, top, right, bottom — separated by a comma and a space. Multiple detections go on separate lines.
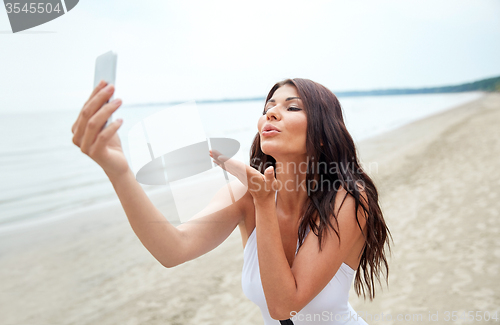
255, 190, 366, 320
209, 150, 367, 320
253, 196, 297, 319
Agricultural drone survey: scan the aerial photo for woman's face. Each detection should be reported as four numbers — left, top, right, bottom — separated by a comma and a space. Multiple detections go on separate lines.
257, 84, 308, 159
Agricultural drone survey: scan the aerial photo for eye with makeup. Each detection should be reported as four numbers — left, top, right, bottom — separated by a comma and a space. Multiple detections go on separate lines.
262, 105, 302, 115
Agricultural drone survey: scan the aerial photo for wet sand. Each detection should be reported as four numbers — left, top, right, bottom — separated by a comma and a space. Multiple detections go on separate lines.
1, 93, 499, 325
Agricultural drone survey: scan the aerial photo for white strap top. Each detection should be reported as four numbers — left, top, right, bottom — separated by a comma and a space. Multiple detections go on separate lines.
241, 191, 368, 324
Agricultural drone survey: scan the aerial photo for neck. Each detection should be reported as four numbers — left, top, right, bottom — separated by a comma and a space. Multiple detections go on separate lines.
273, 154, 311, 224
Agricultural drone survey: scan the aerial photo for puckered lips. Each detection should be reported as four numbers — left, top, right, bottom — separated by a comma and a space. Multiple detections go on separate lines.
261, 124, 280, 136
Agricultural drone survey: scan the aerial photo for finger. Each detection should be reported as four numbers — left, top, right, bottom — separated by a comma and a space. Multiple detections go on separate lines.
72, 80, 108, 134
80, 98, 122, 154
210, 149, 228, 163
211, 152, 251, 187
73, 84, 116, 147
89, 118, 124, 156
86, 80, 108, 107
264, 165, 273, 185
263, 166, 273, 180
265, 166, 280, 191
210, 150, 231, 168
246, 164, 265, 191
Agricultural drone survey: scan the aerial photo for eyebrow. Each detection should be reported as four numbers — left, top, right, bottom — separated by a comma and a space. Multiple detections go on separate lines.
266, 97, 301, 104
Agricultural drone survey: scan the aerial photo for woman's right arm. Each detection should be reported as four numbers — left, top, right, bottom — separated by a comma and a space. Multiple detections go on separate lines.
106, 168, 248, 268
71, 81, 249, 268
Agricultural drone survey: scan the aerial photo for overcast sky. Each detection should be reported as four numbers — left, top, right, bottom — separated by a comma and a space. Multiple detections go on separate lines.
1, 0, 499, 114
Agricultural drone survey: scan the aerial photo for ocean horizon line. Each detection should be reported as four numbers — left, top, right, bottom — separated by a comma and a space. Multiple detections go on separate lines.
122, 75, 499, 109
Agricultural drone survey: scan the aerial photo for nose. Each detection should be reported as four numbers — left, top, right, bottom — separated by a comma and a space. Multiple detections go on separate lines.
265, 105, 280, 120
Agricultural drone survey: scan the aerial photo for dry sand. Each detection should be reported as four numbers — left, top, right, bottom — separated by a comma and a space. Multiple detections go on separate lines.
1, 93, 499, 325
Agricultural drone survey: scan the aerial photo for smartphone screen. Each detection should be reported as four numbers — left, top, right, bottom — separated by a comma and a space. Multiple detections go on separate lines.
93, 51, 117, 129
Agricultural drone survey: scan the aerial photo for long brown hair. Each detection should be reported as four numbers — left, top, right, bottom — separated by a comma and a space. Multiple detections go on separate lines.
249, 78, 392, 300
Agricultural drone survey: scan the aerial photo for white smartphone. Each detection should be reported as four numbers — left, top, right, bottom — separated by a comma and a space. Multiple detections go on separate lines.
93, 51, 118, 129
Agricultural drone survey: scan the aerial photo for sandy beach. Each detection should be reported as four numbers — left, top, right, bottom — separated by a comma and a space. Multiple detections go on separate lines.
1, 93, 499, 325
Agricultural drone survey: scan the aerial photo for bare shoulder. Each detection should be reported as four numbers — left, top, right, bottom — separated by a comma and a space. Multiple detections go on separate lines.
236, 180, 257, 236
334, 183, 369, 217
228, 178, 255, 210
331, 184, 369, 238
329, 184, 369, 269
225, 179, 256, 247
208, 178, 255, 225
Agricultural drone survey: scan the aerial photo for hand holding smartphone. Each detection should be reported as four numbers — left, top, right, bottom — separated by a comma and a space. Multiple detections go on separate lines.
93, 51, 118, 129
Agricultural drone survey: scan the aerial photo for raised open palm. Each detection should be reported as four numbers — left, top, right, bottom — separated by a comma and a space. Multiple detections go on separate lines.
71, 81, 130, 178
209, 149, 278, 201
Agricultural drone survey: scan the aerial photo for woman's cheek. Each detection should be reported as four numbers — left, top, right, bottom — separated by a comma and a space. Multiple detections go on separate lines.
257, 117, 265, 132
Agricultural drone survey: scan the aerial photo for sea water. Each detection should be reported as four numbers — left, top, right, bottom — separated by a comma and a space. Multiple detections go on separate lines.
0, 92, 484, 227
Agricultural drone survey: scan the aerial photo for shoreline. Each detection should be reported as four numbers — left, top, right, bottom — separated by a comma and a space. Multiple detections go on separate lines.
1, 93, 499, 324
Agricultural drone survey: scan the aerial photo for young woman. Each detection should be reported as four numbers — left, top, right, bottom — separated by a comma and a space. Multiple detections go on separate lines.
71, 78, 391, 324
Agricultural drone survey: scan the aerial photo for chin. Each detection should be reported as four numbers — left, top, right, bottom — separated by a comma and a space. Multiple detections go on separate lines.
260, 143, 278, 157
260, 143, 271, 155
